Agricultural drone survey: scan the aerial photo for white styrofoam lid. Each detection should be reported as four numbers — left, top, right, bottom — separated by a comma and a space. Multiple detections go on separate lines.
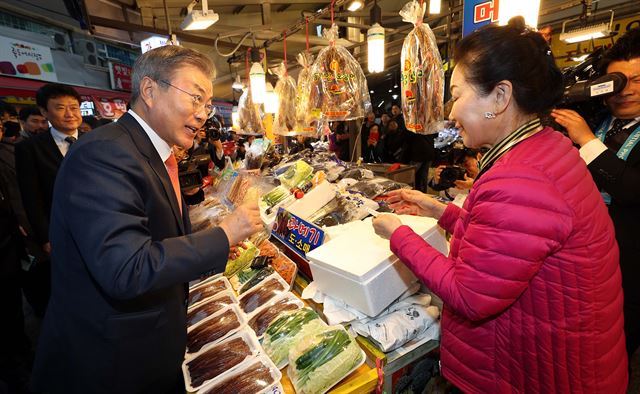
306, 215, 440, 282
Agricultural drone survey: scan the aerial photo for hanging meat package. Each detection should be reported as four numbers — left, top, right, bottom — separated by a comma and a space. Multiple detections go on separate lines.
237, 86, 265, 134
272, 62, 298, 136
295, 52, 319, 136
400, 0, 445, 134
308, 24, 371, 122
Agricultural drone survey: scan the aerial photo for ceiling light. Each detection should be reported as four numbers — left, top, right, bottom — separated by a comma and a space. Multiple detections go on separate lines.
367, 23, 385, 73
264, 83, 279, 114
429, 0, 441, 15
347, 0, 364, 12
370, 90, 374, 94
250, 62, 266, 104
377, 100, 385, 108
181, 0, 219, 31
392, 94, 398, 100
560, 12, 613, 44
393, 84, 398, 88
388, 89, 392, 93
570, 54, 590, 62
232, 75, 243, 90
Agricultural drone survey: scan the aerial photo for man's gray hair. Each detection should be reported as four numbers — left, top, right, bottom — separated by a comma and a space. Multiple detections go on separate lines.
130, 45, 215, 105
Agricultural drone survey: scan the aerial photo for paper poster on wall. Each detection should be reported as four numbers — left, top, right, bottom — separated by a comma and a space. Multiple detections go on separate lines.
0, 36, 58, 82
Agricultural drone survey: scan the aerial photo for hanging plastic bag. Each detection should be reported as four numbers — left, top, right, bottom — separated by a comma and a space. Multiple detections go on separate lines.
400, 0, 445, 134
272, 62, 298, 136
308, 24, 371, 122
295, 52, 318, 135
237, 86, 265, 134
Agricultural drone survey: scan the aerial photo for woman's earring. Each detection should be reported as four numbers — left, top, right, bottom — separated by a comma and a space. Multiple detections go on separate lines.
484, 112, 496, 119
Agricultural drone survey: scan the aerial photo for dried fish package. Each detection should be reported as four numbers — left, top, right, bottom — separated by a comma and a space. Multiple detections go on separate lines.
238, 274, 289, 314
237, 87, 265, 134
295, 52, 318, 135
246, 292, 304, 337
273, 62, 298, 135
308, 24, 371, 122
187, 290, 237, 328
400, 0, 445, 134
182, 330, 261, 392
186, 304, 245, 355
188, 277, 232, 307
197, 354, 283, 394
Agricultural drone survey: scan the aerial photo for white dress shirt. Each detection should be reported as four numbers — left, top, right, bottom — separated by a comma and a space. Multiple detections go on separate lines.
128, 109, 172, 170
579, 116, 640, 164
50, 127, 79, 157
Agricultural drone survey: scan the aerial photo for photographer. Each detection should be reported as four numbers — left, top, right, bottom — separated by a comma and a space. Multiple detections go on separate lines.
202, 116, 227, 170
551, 27, 640, 370
429, 148, 481, 203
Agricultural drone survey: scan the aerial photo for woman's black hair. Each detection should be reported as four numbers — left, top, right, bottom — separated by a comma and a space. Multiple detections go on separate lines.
453, 18, 563, 115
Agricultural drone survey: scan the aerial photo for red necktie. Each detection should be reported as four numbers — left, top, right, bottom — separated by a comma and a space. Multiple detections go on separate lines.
165, 152, 182, 214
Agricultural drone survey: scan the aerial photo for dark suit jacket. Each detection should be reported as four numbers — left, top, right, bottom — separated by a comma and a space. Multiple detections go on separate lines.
588, 126, 640, 305
14, 130, 63, 245
31, 113, 230, 393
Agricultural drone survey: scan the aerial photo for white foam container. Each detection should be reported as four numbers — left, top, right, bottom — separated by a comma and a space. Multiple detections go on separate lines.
285, 180, 337, 220
306, 215, 448, 316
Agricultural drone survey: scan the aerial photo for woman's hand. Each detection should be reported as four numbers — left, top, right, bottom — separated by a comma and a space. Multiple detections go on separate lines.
372, 214, 403, 240
550, 109, 597, 147
385, 189, 447, 219
454, 174, 474, 190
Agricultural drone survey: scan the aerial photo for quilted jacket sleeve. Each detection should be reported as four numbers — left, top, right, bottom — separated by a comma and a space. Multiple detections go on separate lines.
390, 165, 574, 321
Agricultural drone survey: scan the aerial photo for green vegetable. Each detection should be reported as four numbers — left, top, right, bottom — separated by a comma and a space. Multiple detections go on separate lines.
262, 186, 290, 207
266, 308, 318, 342
295, 329, 351, 383
238, 266, 275, 294
279, 160, 313, 189
223, 242, 259, 277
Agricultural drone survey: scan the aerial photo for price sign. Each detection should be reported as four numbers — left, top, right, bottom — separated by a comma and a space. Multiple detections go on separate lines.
272, 208, 325, 259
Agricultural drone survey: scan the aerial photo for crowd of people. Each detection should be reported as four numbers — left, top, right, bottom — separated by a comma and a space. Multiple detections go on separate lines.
0, 18, 638, 394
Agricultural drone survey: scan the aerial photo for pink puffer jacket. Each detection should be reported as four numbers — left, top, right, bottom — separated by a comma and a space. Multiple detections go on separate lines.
390, 128, 628, 393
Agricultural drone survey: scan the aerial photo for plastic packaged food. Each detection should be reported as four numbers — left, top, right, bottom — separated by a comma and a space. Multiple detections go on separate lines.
186, 304, 245, 355
278, 160, 314, 189
246, 292, 304, 337
197, 354, 283, 394
400, 0, 444, 134
261, 185, 291, 208
183, 330, 261, 391
268, 252, 298, 286
273, 62, 298, 135
188, 277, 232, 307
187, 291, 237, 327
238, 266, 277, 295
308, 24, 371, 122
287, 325, 366, 394
238, 274, 289, 314
224, 241, 259, 277
263, 307, 327, 369
295, 52, 318, 135
237, 87, 265, 134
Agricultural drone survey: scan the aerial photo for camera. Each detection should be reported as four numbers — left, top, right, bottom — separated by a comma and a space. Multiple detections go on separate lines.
438, 166, 467, 189
204, 116, 222, 141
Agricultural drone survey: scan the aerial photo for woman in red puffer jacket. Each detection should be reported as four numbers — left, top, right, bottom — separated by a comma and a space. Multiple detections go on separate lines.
372, 20, 628, 393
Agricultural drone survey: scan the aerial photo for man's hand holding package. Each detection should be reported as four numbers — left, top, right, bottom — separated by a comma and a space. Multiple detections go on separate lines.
219, 200, 262, 247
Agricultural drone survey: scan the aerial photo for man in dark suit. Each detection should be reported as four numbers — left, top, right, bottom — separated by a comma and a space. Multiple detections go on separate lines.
15, 83, 83, 317
31, 45, 262, 393
552, 27, 640, 373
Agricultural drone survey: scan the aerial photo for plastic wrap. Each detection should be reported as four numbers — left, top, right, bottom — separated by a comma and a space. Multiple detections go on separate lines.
287, 325, 365, 394
197, 354, 283, 394
238, 274, 289, 314
186, 305, 245, 354
237, 87, 265, 134
400, 1, 445, 134
188, 277, 232, 307
246, 293, 304, 337
272, 62, 298, 135
308, 24, 371, 122
223, 241, 259, 277
263, 308, 327, 369
278, 160, 314, 189
295, 52, 318, 135
187, 291, 237, 327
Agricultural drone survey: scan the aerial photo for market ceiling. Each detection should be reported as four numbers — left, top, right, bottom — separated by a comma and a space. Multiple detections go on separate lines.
43, 0, 640, 101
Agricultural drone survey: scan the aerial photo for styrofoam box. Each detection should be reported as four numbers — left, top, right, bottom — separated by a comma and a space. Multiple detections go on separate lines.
285, 180, 336, 220
306, 215, 448, 316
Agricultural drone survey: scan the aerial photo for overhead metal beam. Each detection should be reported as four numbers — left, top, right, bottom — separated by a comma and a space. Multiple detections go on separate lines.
233, 5, 245, 14
261, 1, 272, 25
277, 4, 291, 12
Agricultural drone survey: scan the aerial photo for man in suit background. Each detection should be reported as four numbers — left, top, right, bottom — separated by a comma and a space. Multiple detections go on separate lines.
18, 106, 49, 139
552, 27, 640, 375
31, 45, 262, 393
15, 83, 82, 318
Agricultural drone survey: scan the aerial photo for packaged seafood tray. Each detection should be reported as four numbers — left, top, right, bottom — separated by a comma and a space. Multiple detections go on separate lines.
188, 276, 232, 308
197, 354, 283, 394
237, 274, 290, 314
229, 242, 298, 291
246, 292, 304, 338
287, 325, 366, 394
230, 265, 276, 293
182, 329, 262, 392
186, 304, 246, 355
187, 290, 238, 328
189, 273, 223, 290
262, 307, 327, 369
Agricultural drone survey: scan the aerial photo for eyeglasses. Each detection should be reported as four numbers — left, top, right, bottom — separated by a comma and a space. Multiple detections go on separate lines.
158, 79, 214, 116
